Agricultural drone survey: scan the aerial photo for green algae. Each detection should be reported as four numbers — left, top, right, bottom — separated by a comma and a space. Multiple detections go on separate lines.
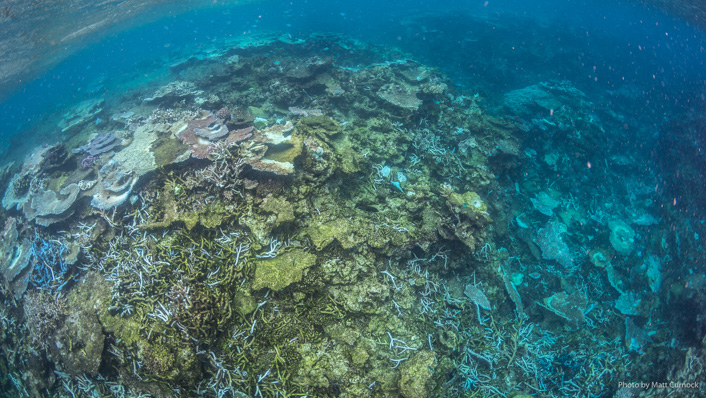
66, 272, 143, 347
151, 134, 189, 167
260, 194, 295, 226
297, 115, 360, 174
399, 350, 436, 398
251, 249, 317, 291
446, 190, 489, 217
305, 218, 356, 250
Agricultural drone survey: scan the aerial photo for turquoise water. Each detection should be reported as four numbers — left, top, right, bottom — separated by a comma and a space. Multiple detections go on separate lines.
1, 0, 705, 397
3, 0, 705, 145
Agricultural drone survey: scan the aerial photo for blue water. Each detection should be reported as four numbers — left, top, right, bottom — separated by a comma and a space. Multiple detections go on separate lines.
3, 0, 704, 141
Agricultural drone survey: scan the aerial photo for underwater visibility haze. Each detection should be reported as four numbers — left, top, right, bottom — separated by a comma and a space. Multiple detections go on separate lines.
0, 0, 705, 397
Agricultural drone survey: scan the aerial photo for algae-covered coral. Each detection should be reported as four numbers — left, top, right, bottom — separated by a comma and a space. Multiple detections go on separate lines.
0, 29, 704, 398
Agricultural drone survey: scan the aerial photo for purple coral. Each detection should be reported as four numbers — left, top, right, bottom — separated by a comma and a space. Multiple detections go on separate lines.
215, 107, 231, 122
81, 155, 96, 168
72, 132, 121, 156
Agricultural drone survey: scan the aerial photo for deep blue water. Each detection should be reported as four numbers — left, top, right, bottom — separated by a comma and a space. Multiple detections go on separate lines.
2, 0, 705, 144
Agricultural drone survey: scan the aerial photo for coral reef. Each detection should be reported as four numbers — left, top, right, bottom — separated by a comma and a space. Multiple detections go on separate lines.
0, 33, 701, 398
90, 160, 137, 210
72, 132, 124, 156
143, 81, 204, 103
377, 83, 423, 110
534, 221, 573, 268
57, 98, 104, 133
0, 218, 32, 297
26, 183, 81, 226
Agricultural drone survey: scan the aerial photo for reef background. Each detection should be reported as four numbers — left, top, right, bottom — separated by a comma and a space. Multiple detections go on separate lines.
0, 1, 706, 398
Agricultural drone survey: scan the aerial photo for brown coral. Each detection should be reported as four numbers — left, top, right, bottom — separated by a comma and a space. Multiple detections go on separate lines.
179, 110, 256, 159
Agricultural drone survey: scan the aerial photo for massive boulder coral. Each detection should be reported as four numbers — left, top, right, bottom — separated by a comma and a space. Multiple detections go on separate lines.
609, 219, 635, 255
442, 190, 492, 250
226, 106, 255, 129
296, 115, 359, 175
283, 56, 332, 80
242, 120, 301, 175
535, 221, 574, 268
399, 351, 436, 398
503, 84, 561, 118
542, 291, 589, 328
251, 249, 317, 291
2, 171, 32, 211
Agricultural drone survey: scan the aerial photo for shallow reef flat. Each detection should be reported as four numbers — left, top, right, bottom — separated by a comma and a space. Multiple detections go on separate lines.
0, 33, 703, 398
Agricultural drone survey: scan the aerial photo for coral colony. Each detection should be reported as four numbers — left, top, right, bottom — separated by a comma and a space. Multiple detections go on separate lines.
0, 32, 704, 398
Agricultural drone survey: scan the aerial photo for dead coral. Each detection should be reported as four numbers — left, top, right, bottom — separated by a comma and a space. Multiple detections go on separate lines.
0, 217, 32, 297
72, 132, 125, 156
143, 81, 204, 103
90, 160, 137, 210
178, 110, 253, 159
377, 83, 422, 110
26, 183, 81, 226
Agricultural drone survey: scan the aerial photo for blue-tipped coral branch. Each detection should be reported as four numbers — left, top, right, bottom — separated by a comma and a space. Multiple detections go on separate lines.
29, 233, 74, 292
